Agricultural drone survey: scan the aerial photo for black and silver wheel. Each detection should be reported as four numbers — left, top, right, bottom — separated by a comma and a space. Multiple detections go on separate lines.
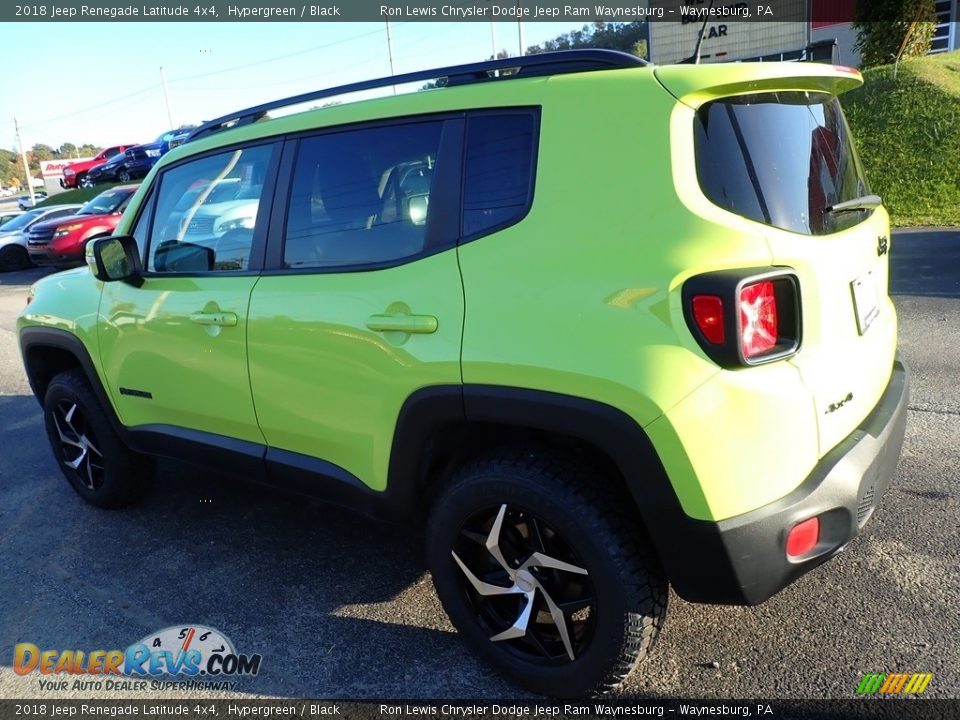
78, 173, 93, 189
43, 369, 152, 508
0, 245, 31, 272
428, 449, 667, 697
118, 169, 132, 183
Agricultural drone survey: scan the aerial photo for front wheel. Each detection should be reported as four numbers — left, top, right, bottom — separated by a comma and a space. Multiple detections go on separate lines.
118, 169, 132, 183
77, 173, 93, 189
427, 449, 667, 698
0, 245, 31, 272
43, 369, 152, 508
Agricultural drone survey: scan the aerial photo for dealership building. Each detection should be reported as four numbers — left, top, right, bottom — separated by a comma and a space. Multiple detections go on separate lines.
648, 0, 960, 66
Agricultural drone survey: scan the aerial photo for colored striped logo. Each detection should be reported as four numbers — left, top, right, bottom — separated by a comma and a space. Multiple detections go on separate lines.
857, 673, 933, 695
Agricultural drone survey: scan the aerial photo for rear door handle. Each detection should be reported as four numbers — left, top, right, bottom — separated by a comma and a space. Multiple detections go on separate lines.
366, 314, 438, 334
190, 311, 238, 327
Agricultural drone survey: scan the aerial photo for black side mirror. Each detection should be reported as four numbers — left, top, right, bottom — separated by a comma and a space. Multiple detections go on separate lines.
89, 235, 143, 287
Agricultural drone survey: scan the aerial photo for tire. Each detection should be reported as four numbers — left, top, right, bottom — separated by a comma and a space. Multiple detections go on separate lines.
118, 169, 132, 183
0, 245, 31, 272
77, 173, 92, 189
43, 369, 152, 508
427, 448, 667, 698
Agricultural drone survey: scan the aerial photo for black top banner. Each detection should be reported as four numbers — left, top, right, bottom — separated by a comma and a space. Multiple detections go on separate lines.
2, 0, 896, 24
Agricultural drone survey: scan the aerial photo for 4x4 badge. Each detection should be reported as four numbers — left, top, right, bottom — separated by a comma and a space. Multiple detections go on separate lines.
877, 235, 889, 256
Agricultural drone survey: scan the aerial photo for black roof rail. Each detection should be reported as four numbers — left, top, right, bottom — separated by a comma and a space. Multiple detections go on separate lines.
185, 49, 647, 144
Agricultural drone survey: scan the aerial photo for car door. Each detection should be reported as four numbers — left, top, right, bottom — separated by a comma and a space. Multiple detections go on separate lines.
247, 117, 465, 491
98, 141, 280, 448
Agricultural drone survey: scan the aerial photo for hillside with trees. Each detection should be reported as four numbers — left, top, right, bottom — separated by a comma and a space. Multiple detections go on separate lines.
1, 143, 102, 189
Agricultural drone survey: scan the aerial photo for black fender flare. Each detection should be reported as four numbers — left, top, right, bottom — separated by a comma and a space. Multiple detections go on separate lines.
19, 326, 124, 434
387, 384, 739, 602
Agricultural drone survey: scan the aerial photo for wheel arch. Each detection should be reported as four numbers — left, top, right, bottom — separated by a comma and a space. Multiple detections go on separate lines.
388, 385, 692, 577
19, 327, 123, 435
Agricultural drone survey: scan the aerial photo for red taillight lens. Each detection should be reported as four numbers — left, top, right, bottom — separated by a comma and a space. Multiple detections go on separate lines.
786, 517, 820, 558
691, 295, 725, 345
739, 280, 778, 358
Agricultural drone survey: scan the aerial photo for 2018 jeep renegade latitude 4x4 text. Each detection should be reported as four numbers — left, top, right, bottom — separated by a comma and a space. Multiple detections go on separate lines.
18, 51, 908, 698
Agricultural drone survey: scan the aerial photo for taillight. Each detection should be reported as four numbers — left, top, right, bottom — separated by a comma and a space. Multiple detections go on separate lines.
683, 269, 801, 368
691, 295, 724, 345
739, 280, 778, 358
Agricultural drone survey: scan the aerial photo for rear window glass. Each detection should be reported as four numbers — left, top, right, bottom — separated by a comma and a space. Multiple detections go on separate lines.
462, 113, 536, 237
694, 92, 871, 236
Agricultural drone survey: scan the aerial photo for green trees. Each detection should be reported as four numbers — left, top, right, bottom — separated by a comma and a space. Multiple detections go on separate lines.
525, 22, 648, 60
854, 0, 937, 68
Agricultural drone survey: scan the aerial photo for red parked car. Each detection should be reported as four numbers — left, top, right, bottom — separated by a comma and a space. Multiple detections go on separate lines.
26, 185, 139, 268
60, 145, 137, 189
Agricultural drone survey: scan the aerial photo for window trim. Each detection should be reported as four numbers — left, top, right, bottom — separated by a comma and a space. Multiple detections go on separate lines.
262, 112, 465, 276
127, 189, 156, 265
139, 139, 283, 278
458, 107, 541, 247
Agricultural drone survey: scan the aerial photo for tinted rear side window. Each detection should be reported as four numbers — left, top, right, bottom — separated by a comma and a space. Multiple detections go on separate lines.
694, 92, 871, 236
462, 113, 536, 237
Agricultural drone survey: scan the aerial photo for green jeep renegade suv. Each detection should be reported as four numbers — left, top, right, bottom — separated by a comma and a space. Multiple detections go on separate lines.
18, 50, 909, 697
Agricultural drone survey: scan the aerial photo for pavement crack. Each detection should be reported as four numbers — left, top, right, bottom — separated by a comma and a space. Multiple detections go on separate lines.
908, 404, 960, 417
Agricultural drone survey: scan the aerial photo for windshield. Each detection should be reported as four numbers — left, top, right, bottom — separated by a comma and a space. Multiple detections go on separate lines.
0, 209, 44, 232
153, 131, 176, 144
694, 91, 871, 236
78, 189, 132, 215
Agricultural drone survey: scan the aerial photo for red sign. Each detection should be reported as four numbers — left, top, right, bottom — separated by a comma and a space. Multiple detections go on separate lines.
40, 158, 93, 179
812, 0, 856, 28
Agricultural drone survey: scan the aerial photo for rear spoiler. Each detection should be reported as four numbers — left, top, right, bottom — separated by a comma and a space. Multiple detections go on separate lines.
654, 63, 863, 109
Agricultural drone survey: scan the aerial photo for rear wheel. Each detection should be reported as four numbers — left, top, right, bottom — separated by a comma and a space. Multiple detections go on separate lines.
43, 369, 152, 508
0, 245, 31, 272
427, 448, 667, 697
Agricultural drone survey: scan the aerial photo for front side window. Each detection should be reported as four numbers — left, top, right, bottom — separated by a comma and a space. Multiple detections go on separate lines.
283, 121, 443, 269
147, 145, 272, 273
694, 92, 871, 236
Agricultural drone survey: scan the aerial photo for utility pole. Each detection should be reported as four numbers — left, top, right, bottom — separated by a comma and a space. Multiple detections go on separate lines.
14, 117, 34, 205
516, 3, 525, 56
160, 66, 175, 128
385, 21, 397, 95
490, 21, 498, 59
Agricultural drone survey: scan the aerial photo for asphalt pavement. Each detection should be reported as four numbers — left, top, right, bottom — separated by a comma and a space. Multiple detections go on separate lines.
0, 230, 957, 700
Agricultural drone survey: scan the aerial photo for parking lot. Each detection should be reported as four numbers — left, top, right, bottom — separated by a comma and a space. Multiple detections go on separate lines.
0, 231, 957, 700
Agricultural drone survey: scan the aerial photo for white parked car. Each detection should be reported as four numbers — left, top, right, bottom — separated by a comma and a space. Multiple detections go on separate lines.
18, 191, 49, 211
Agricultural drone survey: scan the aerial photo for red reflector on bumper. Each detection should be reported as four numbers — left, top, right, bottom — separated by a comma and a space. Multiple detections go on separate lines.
786, 517, 820, 558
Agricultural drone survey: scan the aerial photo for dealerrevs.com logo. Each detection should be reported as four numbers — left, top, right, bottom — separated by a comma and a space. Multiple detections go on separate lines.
14, 625, 261, 691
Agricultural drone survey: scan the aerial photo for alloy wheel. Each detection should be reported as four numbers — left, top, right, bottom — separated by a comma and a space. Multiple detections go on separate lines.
451, 504, 596, 664
51, 400, 105, 491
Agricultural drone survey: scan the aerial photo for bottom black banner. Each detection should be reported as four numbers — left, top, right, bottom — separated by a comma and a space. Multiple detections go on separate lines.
0, 700, 958, 720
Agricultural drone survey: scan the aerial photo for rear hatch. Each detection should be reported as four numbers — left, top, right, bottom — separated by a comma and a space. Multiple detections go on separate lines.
657, 63, 897, 457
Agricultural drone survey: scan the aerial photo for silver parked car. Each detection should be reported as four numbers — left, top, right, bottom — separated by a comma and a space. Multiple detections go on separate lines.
17, 191, 49, 211
0, 204, 82, 271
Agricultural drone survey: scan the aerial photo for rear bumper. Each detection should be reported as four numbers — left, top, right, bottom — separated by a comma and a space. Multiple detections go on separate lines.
666, 359, 909, 605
